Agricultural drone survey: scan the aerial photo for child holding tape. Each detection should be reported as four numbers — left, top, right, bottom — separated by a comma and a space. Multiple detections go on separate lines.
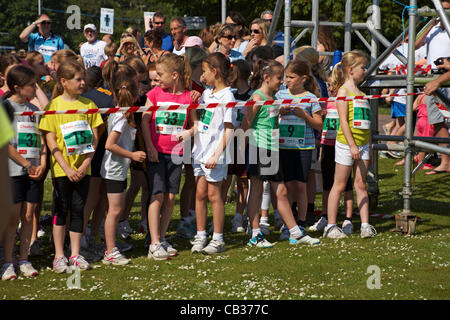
1, 65, 46, 280
324, 51, 376, 239
39, 60, 103, 272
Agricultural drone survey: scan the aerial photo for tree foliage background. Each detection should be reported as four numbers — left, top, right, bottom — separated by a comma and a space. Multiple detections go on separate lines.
0, 0, 438, 53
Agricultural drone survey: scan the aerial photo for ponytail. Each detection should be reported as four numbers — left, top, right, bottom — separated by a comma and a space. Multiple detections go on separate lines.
110, 63, 138, 127
250, 59, 283, 90
331, 50, 367, 91
156, 53, 192, 90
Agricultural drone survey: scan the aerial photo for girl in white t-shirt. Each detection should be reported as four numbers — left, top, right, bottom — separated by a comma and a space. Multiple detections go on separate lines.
190, 52, 235, 255
101, 62, 146, 265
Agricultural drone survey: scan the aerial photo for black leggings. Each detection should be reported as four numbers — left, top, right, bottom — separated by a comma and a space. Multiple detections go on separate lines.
53, 176, 90, 233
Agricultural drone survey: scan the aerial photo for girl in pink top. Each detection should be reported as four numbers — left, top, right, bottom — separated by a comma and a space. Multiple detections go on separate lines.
141, 53, 197, 260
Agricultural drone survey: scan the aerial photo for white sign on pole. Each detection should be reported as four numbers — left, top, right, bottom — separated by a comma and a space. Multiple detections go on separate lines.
144, 12, 155, 32
100, 8, 114, 34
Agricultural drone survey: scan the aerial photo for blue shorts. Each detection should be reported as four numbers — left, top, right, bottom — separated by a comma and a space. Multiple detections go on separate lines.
391, 101, 406, 118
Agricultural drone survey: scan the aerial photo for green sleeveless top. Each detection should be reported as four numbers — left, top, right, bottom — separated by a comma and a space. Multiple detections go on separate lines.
336, 87, 371, 146
249, 90, 279, 151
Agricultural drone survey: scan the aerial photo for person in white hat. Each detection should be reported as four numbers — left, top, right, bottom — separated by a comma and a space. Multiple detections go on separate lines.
80, 24, 108, 68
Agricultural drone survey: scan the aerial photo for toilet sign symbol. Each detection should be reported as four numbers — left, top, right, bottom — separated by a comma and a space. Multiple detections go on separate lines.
100, 8, 114, 34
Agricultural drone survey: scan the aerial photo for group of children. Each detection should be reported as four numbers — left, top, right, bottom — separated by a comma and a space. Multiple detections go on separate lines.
0, 44, 378, 280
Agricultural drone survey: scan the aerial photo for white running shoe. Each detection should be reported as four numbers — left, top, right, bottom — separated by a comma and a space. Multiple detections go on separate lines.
248, 233, 274, 248
361, 224, 377, 238
279, 225, 290, 241
160, 238, 178, 257
201, 239, 226, 255
148, 243, 170, 261
69, 255, 91, 271
309, 216, 328, 232
19, 261, 39, 277
323, 225, 347, 239
1, 263, 17, 281
103, 247, 130, 265
231, 214, 245, 233
290, 234, 320, 246
259, 221, 270, 235
53, 256, 69, 274
342, 220, 354, 235
191, 235, 208, 253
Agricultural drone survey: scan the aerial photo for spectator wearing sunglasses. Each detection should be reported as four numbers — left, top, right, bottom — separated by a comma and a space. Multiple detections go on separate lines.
225, 11, 249, 55
215, 24, 245, 63
243, 19, 269, 58
19, 14, 64, 63
260, 10, 293, 54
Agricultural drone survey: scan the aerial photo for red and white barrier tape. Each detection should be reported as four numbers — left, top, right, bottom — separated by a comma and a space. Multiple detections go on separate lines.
13, 92, 425, 117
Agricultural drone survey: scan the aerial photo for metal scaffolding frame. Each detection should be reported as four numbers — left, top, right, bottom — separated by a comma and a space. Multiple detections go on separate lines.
269, 0, 450, 233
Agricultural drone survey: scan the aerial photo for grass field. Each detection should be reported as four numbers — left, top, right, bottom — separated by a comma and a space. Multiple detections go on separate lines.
0, 157, 449, 300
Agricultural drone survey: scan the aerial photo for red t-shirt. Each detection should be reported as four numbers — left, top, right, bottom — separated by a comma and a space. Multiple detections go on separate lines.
146, 86, 192, 155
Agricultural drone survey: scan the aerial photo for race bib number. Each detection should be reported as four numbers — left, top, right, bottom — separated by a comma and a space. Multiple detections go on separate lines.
353, 100, 371, 130
17, 122, 41, 159
198, 109, 214, 133
279, 115, 306, 148
322, 109, 340, 140
60, 120, 94, 156
155, 110, 186, 135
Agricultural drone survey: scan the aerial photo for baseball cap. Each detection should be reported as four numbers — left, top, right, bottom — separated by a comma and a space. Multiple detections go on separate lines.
84, 24, 97, 32
184, 36, 203, 48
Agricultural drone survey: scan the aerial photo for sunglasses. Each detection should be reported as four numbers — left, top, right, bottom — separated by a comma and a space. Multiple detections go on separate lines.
263, 19, 272, 23
251, 29, 260, 34
153, 21, 164, 25
222, 35, 236, 40
40, 21, 51, 25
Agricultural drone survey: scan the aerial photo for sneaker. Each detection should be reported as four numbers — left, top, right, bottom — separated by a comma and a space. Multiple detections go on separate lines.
259, 221, 270, 235
248, 233, 274, 248
161, 238, 178, 257
103, 247, 130, 265
361, 224, 377, 238
29, 239, 43, 256
69, 255, 91, 271
309, 216, 328, 232
176, 219, 196, 239
323, 225, 347, 239
191, 235, 208, 253
379, 151, 389, 159
1, 263, 17, 281
290, 234, 320, 246
53, 256, 69, 274
279, 225, 290, 241
19, 261, 39, 277
387, 150, 402, 159
342, 220, 354, 235
231, 214, 245, 233
148, 243, 170, 261
116, 241, 134, 253
201, 239, 226, 255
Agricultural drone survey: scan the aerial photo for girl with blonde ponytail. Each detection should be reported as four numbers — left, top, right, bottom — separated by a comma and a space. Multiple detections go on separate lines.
141, 52, 197, 260
324, 50, 377, 239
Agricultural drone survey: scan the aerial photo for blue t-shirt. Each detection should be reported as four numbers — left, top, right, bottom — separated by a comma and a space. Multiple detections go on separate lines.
28, 32, 64, 63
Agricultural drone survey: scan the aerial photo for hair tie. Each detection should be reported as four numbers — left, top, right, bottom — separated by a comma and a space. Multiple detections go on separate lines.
230, 63, 234, 69
121, 85, 127, 89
